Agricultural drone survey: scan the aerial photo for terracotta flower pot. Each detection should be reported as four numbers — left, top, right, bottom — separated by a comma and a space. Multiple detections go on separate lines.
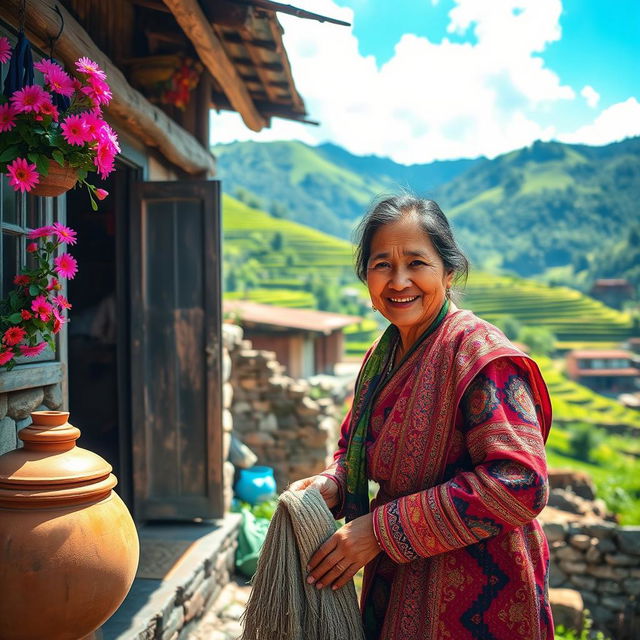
31, 159, 78, 197
0, 411, 139, 640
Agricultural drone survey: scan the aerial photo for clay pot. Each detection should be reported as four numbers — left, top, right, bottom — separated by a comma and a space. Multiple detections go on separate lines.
0, 411, 139, 640
31, 159, 78, 197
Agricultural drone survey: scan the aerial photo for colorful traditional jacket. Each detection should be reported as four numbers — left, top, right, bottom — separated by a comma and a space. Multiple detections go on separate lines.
324, 308, 553, 640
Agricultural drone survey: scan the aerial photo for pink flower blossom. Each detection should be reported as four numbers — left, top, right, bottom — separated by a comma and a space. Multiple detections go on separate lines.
20, 310, 32, 320
79, 111, 107, 141
52, 307, 67, 334
60, 114, 90, 146
38, 101, 59, 121
42, 65, 74, 96
94, 141, 115, 179
52, 222, 77, 245
19, 342, 47, 358
34, 59, 61, 76
95, 188, 109, 200
46, 277, 61, 291
98, 123, 120, 154
10, 85, 51, 113
75, 57, 106, 80
6, 158, 40, 193
31, 295, 53, 322
0, 103, 17, 132
28, 225, 55, 239
26, 242, 38, 253
53, 295, 72, 310
13, 275, 30, 286
0, 350, 15, 366
3, 326, 26, 346
54, 253, 78, 279
81, 76, 112, 106
0, 37, 11, 64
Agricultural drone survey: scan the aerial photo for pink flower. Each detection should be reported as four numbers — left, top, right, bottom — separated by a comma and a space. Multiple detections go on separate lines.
75, 57, 106, 80
52, 222, 77, 245
28, 225, 55, 239
81, 76, 112, 106
95, 188, 109, 200
98, 123, 120, 154
0, 103, 17, 132
94, 141, 115, 179
53, 295, 72, 310
14, 275, 30, 286
26, 242, 38, 253
60, 114, 90, 146
34, 59, 61, 76
52, 307, 67, 334
0, 349, 15, 366
54, 253, 78, 279
20, 310, 32, 320
79, 111, 107, 141
31, 295, 53, 322
19, 342, 47, 358
10, 85, 51, 113
38, 100, 59, 122
0, 37, 11, 64
6, 158, 40, 193
46, 277, 61, 291
42, 65, 74, 96
3, 326, 26, 346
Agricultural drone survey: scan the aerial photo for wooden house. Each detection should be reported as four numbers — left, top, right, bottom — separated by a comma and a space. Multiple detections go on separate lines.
566, 349, 640, 395
224, 300, 361, 378
0, 2, 348, 636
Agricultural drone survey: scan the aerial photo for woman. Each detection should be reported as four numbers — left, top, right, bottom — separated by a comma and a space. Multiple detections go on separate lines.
291, 195, 553, 640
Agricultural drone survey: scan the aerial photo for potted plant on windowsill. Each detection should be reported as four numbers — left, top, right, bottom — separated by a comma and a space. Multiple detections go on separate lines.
0, 37, 117, 209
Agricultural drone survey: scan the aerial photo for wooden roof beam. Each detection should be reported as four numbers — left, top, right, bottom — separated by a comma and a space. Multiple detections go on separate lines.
3, 0, 215, 175
225, 0, 351, 26
162, 0, 267, 132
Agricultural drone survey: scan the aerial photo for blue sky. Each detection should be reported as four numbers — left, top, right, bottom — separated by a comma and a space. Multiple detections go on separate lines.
211, 0, 640, 163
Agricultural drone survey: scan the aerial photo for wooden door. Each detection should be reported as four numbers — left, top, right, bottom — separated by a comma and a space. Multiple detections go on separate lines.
131, 180, 223, 520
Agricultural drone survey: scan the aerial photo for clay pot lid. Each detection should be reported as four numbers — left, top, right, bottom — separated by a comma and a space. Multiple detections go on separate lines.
0, 411, 112, 488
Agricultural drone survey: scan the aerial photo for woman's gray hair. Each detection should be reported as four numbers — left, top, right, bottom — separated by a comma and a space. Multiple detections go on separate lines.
353, 194, 469, 295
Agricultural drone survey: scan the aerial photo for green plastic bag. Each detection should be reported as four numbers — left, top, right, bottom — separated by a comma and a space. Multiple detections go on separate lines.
235, 509, 271, 578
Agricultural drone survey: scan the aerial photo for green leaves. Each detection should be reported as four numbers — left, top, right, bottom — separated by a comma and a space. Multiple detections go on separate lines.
7, 313, 22, 324
0, 146, 20, 163
28, 285, 40, 297
27, 153, 49, 176
51, 149, 65, 167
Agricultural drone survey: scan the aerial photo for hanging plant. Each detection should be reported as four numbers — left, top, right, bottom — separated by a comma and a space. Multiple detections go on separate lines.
0, 37, 118, 209
0, 223, 77, 371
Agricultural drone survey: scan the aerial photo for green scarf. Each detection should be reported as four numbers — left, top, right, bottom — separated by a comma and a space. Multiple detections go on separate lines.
344, 299, 450, 521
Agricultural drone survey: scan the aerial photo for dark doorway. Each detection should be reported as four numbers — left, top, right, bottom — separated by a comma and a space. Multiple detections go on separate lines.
66, 163, 133, 506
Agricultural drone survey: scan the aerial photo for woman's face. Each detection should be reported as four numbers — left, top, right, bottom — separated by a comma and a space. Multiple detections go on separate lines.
366, 213, 453, 337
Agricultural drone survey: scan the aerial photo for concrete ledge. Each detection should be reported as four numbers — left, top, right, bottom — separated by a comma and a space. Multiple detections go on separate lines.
100, 513, 241, 640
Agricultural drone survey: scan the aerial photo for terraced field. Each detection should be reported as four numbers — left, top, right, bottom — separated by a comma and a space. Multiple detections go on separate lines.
463, 272, 632, 349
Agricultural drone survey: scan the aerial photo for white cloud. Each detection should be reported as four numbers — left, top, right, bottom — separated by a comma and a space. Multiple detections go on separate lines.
211, 0, 634, 162
559, 98, 640, 145
580, 85, 600, 108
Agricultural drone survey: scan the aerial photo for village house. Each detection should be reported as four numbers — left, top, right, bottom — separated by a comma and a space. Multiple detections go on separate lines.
224, 299, 361, 378
565, 348, 640, 396
0, 1, 347, 638
589, 278, 635, 309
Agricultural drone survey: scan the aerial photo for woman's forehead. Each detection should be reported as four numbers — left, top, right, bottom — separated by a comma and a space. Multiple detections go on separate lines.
370, 216, 436, 254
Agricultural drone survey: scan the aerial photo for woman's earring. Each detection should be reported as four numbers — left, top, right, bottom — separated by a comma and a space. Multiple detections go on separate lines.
371, 305, 377, 312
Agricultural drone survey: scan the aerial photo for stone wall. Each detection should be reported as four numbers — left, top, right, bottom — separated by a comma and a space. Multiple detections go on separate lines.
542, 519, 640, 638
0, 382, 64, 455
223, 323, 338, 491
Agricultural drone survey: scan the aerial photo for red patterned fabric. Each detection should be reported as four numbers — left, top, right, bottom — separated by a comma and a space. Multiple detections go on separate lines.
326, 309, 553, 640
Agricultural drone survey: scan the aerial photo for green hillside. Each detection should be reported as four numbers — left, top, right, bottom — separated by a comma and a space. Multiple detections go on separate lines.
463, 272, 633, 350
214, 137, 640, 292
213, 140, 478, 239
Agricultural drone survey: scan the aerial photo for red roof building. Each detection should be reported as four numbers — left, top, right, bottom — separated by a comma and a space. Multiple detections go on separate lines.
224, 301, 362, 378
566, 349, 640, 395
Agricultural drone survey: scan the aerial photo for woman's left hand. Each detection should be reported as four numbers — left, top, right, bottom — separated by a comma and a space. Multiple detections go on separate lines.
306, 512, 380, 590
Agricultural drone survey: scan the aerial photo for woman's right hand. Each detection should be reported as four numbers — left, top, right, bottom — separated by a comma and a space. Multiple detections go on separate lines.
289, 474, 339, 510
